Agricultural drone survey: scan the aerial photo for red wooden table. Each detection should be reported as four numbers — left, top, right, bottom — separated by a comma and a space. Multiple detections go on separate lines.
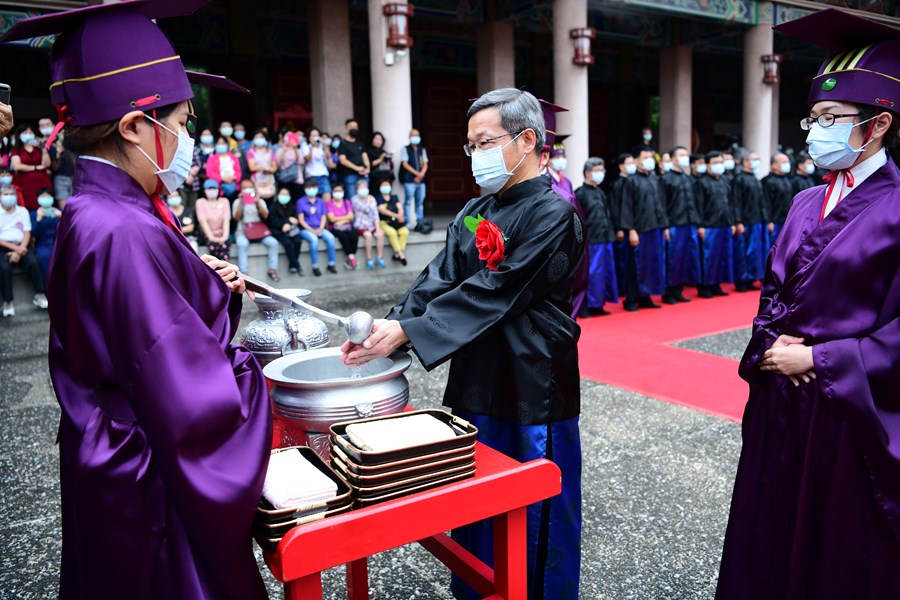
263, 441, 562, 600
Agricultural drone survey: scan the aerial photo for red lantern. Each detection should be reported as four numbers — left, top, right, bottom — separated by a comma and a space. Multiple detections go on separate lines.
761, 54, 782, 84
383, 3, 415, 49
569, 28, 596, 66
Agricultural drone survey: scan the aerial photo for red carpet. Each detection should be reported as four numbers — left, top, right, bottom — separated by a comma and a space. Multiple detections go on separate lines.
577, 288, 760, 422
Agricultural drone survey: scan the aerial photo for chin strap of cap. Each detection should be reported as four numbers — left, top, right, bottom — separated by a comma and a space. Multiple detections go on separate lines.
44, 104, 72, 150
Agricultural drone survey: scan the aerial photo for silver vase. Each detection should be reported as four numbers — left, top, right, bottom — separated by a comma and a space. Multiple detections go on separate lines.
239, 288, 330, 367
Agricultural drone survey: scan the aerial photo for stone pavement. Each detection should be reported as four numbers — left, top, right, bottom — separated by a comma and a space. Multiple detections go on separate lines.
0, 246, 750, 599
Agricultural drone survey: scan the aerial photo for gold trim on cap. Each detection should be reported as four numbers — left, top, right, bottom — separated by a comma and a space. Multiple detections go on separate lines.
814, 68, 900, 85
50, 55, 182, 89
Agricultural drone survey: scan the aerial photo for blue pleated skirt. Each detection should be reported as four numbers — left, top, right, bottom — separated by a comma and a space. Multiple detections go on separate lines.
666, 224, 701, 287
702, 226, 734, 285
587, 242, 619, 308
633, 228, 666, 296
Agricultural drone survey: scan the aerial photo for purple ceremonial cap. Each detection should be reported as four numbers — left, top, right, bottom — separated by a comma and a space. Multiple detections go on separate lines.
538, 99, 570, 152
0, 0, 249, 127
774, 8, 900, 111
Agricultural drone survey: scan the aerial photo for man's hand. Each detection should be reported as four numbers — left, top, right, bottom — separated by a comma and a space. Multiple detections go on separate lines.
697, 227, 706, 240
664, 228, 670, 242
282, 224, 291, 233
8, 251, 21, 264
616, 230, 625, 242
768, 222, 775, 233
341, 319, 407, 366
629, 230, 640, 248
735, 223, 745, 235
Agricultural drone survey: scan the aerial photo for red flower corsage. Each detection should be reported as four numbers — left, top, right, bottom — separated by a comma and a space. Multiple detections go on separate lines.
465, 214, 506, 271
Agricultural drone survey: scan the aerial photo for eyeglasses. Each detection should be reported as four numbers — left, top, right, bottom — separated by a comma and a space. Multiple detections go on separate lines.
800, 113, 861, 131
463, 131, 522, 156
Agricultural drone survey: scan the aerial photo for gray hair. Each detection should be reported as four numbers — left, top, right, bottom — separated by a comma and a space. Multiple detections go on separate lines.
467, 88, 546, 156
583, 157, 605, 173
0, 184, 14, 195
734, 147, 751, 163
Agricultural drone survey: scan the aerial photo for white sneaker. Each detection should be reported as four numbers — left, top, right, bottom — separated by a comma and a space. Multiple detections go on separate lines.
2, 302, 14, 317
33, 293, 49, 309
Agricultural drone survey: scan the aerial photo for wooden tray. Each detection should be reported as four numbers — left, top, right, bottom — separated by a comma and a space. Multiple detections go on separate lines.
329, 409, 477, 466
332, 448, 475, 487
353, 468, 476, 508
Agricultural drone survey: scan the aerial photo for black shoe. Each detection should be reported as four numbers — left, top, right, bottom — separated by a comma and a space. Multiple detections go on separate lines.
623, 302, 639, 312
312, 267, 322, 277
392, 254, 401, 262
661, 295, 678, 305
675, 295, 692, 303
400, 257, 407, 266
712, 285, 728, 296
638, 301, 662, 309
288, 266, 298, 274
589, 308, 611, 316
697, 287, 714, 299
414, 223, 423, 232
326, 264, 337, 274
734, 283, 750, 292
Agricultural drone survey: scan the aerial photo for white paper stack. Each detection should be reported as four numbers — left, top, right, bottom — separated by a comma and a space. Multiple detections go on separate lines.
346, 413, 457, 452
262, 449, 338, 509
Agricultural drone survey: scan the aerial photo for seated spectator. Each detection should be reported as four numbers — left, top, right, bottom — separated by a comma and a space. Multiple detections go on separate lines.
233, 180, 280, 281
195, 179, 231, 262
206, 136, 242, 199
10, 124, 52, 210
167, 190, 198, 254
0, 183, 47, 316
376, 178, 409, 266
326, 183, 359, 269
0, 168, 23, 206
247, 130, 277, 201
268, 186, 304, 276
351, 179, 385, 269
297, 180, 337, 277
275, 132, 305, 200
30, 187, 62, 284
302, 127, 333, 200
367, 131, 394, 183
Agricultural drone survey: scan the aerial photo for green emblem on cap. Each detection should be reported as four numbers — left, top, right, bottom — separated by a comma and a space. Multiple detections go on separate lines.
822, 77, 837, 91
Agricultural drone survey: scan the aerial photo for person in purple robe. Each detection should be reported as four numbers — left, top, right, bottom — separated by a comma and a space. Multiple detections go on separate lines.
716, 9, 900, 598
1, 3, 272, 599
538, 100, 589, 319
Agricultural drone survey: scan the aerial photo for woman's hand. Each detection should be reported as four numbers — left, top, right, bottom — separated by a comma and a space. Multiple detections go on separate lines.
282, 223, 291, 233
340, 319, 406, 366
201, 254, 247, 294
759, 335, 815, 386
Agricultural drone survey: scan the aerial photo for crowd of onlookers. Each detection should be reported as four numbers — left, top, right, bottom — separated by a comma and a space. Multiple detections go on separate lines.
0, 116, 432, 316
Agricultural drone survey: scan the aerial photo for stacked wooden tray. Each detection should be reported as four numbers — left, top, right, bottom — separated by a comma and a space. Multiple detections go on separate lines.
329, 410, 478, 508
253, 446, 353, 551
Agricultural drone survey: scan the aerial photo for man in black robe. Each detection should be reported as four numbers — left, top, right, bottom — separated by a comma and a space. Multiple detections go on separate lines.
791, 150, 817, 194
696, 151, 735, 298
661, 146, 701, 303
761, 152, 796, 249
342, 88, 584, 600
619, 146, 668, 311
575, 157, 618, 315
609, 152, 634, 296
731, 150, 769, 291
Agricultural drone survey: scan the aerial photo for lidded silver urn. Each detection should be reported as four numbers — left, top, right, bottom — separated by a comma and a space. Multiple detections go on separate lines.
239, 288, 330, 367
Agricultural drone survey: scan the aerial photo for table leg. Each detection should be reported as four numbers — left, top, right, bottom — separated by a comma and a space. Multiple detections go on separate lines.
493, 507, 527, 599
284, 573, 324, 600
346, 557, 370, 600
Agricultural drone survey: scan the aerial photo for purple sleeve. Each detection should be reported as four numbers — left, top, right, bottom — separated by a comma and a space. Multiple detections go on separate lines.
738, 247, 783, 383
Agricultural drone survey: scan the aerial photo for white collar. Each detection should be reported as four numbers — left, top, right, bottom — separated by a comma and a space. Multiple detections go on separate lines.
79, 155, 120, 169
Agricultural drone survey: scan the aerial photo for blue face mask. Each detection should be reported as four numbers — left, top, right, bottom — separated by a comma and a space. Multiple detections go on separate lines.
710, 163, 726, 176
215, 144, 228, 154
624, 164, 637, 176
470, 131, 525, 195
305, 188, 318, 198
38, 195, 54, 208
806, 117, 876, 171
331, 139, 341, 149
277, 194, 292, 205
0, 176, 12, 185
695, 164, 708, 174
1, 194, 17, 208
234, 130, 246, 141
591, 171, 605, 184
200, 134, 214, 145
253, 137, 267, 147
20, 133, 36, 145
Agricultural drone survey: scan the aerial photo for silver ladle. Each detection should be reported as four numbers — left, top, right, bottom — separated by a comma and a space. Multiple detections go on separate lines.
238, 272, 375, 345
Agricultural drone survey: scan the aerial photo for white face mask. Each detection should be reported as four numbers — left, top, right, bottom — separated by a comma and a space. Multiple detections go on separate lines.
134, 114, 196, 195
410, 136, 421, 146
40, 127, 54, 137
723, 159, 736, 171
167, 195, 182, 207
470, 131, 526, 195
204, 188, 219, 199
333, 191, 345, 200
779, 162, 792, 174
357, 187, 369, 197
220, 127, 233, 138
641, 157, 656, 172
379, 186, 392, 195
643, 133, 652, 142
710, 163, 726, 176
695, 164, 707, 174
551, 157, 567, 172
750, 159, 761, 171
676, 155, 690, 169
624, 164, 637, 176
590, 170, 605, 184
804, 163, 815, 175
662, 161, 673, 172
1, 194, 17, 207
806, 117, 876, 171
